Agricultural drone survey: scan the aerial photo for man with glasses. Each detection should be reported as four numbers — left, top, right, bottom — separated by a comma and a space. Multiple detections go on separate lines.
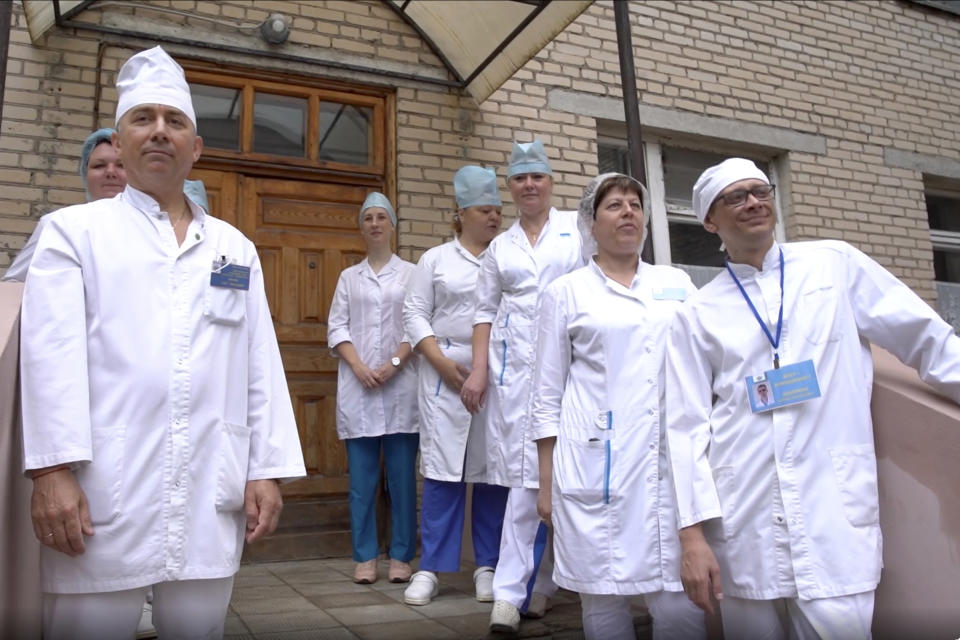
663, 158, 960, 638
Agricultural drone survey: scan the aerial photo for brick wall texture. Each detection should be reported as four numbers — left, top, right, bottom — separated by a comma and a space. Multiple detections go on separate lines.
2, 0, 958, 302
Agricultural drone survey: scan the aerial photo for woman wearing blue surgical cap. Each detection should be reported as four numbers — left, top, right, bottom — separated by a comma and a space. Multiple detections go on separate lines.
402, 166, 509, 606
327, 192, 419, 585
80, 127, 126, 201
460, 140, 584, 633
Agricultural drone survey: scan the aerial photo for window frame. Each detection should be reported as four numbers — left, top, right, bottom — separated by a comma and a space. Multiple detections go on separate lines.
926, 184, 960, 283
185, 67, 387, 176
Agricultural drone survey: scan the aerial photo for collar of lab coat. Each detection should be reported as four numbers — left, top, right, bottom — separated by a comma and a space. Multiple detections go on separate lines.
122, 183, 208, 229
359, 253, 401, 280
452, 236, 484, 266
588, 256, 647, 301
507, 207, 557, 251
725, 240, 781, 280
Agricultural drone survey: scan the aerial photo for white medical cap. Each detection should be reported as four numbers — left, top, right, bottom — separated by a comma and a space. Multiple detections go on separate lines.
454, 166, 501, 209
116, 46, 197, 128
507, 139, 553, 178
359, 192, 397, 227
577, 172, 650, 261
692, 158, 770, 224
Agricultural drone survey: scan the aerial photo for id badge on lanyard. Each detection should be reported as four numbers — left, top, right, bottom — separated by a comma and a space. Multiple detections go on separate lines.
745, 361, 821, 413
726, 248, 822, 414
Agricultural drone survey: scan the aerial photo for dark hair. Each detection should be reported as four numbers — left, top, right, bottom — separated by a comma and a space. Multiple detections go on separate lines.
593, 175, 644, 217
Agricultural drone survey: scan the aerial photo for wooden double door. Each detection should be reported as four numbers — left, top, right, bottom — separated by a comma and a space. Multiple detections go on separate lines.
193, 168, 369, 502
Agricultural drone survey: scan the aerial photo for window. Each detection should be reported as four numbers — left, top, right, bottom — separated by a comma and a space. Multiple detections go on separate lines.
185, 68, 387, 175
927, 189, 960, 283
598, 136, 783, 285
925, 183, 960, 331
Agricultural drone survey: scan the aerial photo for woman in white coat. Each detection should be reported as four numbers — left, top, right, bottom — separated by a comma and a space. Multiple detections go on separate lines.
327, 192, 419, 585
460, 140, 583, 633
401, 166, 510, 606
531, 174, 705, 640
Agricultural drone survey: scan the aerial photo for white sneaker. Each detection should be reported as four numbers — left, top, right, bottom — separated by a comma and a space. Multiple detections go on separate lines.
403, 570, 439, 606
135, 602, 158, 639
523, 592, 551, 619
489, 599, 520, 633
473, 566, 495, 602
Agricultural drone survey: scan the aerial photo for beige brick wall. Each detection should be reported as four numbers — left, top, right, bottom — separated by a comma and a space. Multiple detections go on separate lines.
2, 0, 958, 301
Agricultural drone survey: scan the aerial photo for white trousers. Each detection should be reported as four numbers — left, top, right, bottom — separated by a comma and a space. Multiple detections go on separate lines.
43, 576, 235, 640
580, 591, 706, 640
720, 591, 875, 640
491, 486, 556, 608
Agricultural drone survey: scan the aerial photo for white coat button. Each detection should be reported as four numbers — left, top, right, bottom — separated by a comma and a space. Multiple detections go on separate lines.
645, 346, 652, 353
648, 409, 655, 416
649, 444, 656, 450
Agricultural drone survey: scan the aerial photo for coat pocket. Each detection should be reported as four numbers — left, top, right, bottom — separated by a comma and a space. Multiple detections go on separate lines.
712, 466, 738, 540
797, 285, 841, 344
76, 425, 126, 525
555, 430, 612, 503
215, 421, 253, 512
204, 286, 246, 326
828, 444, 880, 527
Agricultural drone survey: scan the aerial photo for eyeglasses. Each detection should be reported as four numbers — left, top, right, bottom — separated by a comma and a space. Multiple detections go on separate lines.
717, 184, 776, 207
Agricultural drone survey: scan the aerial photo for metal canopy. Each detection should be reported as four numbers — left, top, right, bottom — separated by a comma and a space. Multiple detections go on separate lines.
386, 0, 591, 102
22, 0, 89, 42
24, 1, 591, 104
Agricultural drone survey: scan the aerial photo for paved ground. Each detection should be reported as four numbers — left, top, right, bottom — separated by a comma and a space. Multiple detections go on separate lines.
224, 557, 652, 640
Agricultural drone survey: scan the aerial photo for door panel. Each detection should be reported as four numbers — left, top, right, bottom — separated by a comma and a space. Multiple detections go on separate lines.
188, 169, 370, 502
240, 176, 369, 498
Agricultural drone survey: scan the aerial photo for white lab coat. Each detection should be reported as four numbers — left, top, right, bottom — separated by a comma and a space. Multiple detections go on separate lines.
404, 238, 489, 482
474, 208, 583, 489
328, 254, 418, 440
665, 240, 960, 600
20, 186, 306, 594
531, 260, 694, 595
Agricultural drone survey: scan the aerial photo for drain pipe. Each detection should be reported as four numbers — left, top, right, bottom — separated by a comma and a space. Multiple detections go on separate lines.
0, 1, 12, 128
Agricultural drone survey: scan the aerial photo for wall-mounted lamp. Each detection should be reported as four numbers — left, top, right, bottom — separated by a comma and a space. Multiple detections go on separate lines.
259, 13, 290, 44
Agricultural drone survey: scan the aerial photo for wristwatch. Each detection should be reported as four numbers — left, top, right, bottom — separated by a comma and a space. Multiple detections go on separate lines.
391, 356, 401, 367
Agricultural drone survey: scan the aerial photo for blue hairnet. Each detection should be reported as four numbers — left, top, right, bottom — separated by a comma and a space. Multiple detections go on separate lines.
359, 192, 397, 227
183, 179, 209, 211
507, 139, 552, 178
454, 166, 501, 209
80, 128, 116, 187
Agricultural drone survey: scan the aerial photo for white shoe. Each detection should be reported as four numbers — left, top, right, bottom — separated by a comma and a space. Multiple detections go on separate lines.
473, 566, 495, 602
136, 602, 158, 639
489, 599, 520, 633
403, 570, 438, 606
523, 592, 551, 619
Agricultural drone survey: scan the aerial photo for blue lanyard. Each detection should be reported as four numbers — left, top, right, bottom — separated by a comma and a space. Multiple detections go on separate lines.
725, 247, 784, 370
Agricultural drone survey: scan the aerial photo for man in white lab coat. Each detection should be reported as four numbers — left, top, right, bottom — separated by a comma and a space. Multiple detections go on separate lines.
20, 46, 305, 640
665, 158, 960, 639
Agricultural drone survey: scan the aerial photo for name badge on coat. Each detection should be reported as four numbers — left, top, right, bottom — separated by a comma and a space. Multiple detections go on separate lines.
210, 257, 250, 290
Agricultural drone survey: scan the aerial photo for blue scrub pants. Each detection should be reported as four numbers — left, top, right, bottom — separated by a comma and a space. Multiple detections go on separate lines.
345, 433, 419, 563
419, 478, 509, 572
